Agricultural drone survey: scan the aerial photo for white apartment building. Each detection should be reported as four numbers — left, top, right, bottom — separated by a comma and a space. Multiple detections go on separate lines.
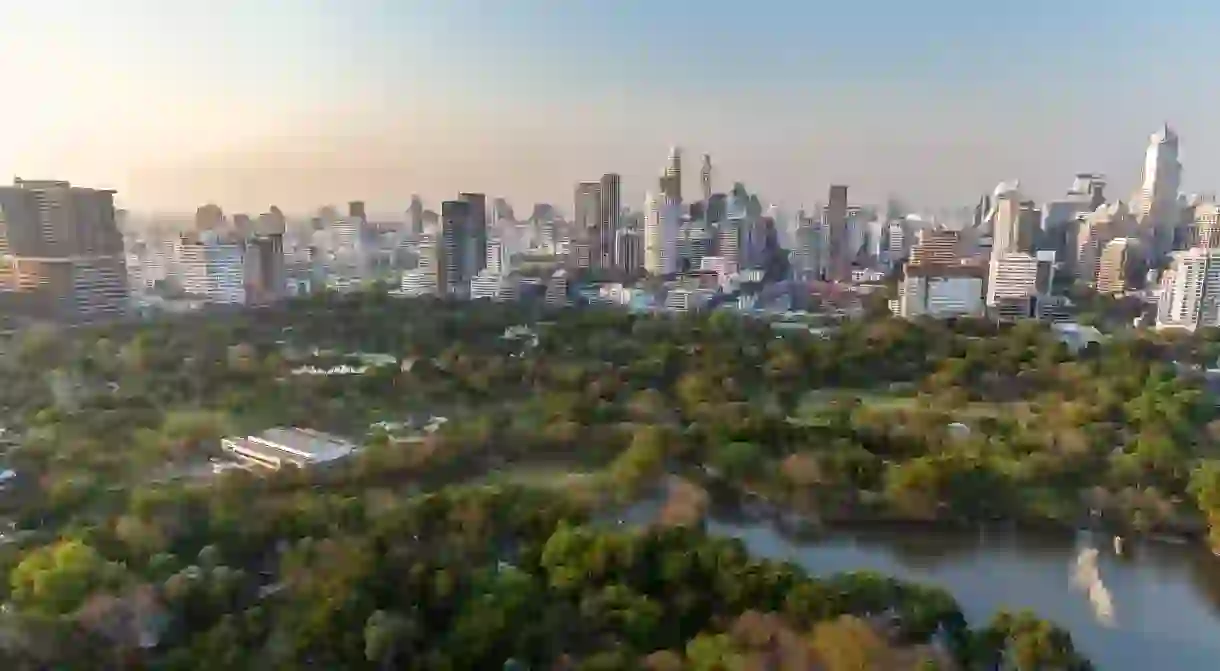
470, 271, 518, 301
400, 270, 438, 297
644, 193, 680, 275
1156, 247, 1220, 331
987, 252, 1039, 306
665, 287, 715, 312
897, 266, 985, 319
175, 233, 246, 304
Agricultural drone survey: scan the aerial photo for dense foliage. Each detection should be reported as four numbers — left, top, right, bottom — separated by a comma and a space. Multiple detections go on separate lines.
4, 288, 1218, 667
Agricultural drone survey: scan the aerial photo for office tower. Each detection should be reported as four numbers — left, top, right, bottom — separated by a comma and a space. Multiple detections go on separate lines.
898, 263, 986, 319
700, 154, 713, 203
1074, 201, 1134, 285
195, 204, 224, 232
439, 200, 472, 296
616, 228, 644, 273
349, 201, 366, 222
485, 238, 506, 276
1156, 247, 1220, 330
991, 183, 1037, 256
677, 222, 712, 271
1137, 124, 1183, 258
401, 236, 439, 297
909, 229, 962, 265
574, 181, 601, 232
885, 220, 909, 265
987, 252, 1041, 312
244, 233, 286, 304
1096, 238, 1143, 295
408, 195, 424, 235
491, 197, 514, 223
706, 193, 727, 224
791, 218, 823, 281
598, 173, 621, 270
718, 217, 742, 271
176, 232, 246, 304
1043, 174, 1106, 260
1195, 201, 1220, 248
0, 178, 129, 321
662, 146, 682, 202
825, 184, 850, 280
458, 192, 487, 276
643, 192, 678, 275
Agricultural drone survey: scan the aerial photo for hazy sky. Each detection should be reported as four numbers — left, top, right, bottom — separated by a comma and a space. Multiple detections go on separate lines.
0, 0, 1214, 215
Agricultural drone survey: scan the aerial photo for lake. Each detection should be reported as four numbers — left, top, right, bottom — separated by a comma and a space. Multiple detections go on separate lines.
705, 520, 1220, 670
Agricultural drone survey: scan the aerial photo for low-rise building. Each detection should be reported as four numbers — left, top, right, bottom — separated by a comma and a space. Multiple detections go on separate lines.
221, 427, 355, 470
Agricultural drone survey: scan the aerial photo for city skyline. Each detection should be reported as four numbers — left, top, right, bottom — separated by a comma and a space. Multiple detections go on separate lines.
1, 1, 1216, 212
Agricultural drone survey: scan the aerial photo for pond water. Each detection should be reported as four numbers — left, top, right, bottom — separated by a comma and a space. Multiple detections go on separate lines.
706, 520, 1220, 670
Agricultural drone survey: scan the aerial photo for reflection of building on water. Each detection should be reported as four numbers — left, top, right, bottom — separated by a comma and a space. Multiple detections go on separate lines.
1072, 547, 1116, 627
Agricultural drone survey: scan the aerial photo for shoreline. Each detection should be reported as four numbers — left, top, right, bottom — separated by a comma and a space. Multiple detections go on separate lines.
685, 473, 1207, 548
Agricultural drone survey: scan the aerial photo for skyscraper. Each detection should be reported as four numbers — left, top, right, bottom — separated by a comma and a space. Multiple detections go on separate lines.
700, 154, 713, 204
244, 232, 286, 304
0, 178, 129, 321
440, 200, 472, 296
991, 183, 1038, 257
598, 173, 621, 270
644, 191, 680, 275
1137, 124, 1182, 258
458, 192, 488, 276
825, 184, 850, 280
1096, 237, 1143, 295
661, 146, 682, 202
408, 195, 424, 235
574, 182, 601, 233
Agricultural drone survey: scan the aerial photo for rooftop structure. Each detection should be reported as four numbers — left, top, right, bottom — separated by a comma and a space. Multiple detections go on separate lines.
221, 427, 355, 470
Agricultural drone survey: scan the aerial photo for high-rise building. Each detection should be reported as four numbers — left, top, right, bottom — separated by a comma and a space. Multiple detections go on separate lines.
1096, 237, 1143, 295
1156, 247, 1220, 331
706, 193, 727, 224
458, 193, 487, 277
1042, 174, 1106, 261
1074, 201, 1134, 285
662, 146, 682, 202
616, 228, 644, 274
574, 182, 601, 232
643, 192, 679, 275
909, 229, 962, 265
598, 173, 621, 270
407, 195, 424, 235
244, 233, 285, 304
825, 185, 850, 280
440, 200, 472, 296
1195, 201, 1220, 248
700, 154, 713, 203
195, 204, 225, 232
1137, 124, 1183, 258
987, 252, 1055, 319
0, 178, 129, 321
792, 218, 823, 281
176, 232, 246, 304
991, 183, 1038, 257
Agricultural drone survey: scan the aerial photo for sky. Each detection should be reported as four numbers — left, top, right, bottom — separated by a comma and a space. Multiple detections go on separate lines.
0, 0, 1214, 216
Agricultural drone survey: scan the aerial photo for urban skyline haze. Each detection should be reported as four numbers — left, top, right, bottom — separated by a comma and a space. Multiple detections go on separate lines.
0, 0, 1213, 213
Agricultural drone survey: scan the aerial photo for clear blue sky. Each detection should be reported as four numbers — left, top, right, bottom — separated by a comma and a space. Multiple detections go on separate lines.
0, 0, 1213, 214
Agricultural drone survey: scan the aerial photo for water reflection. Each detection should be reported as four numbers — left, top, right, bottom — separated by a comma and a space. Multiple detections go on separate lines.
703, 518, 1220, 670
